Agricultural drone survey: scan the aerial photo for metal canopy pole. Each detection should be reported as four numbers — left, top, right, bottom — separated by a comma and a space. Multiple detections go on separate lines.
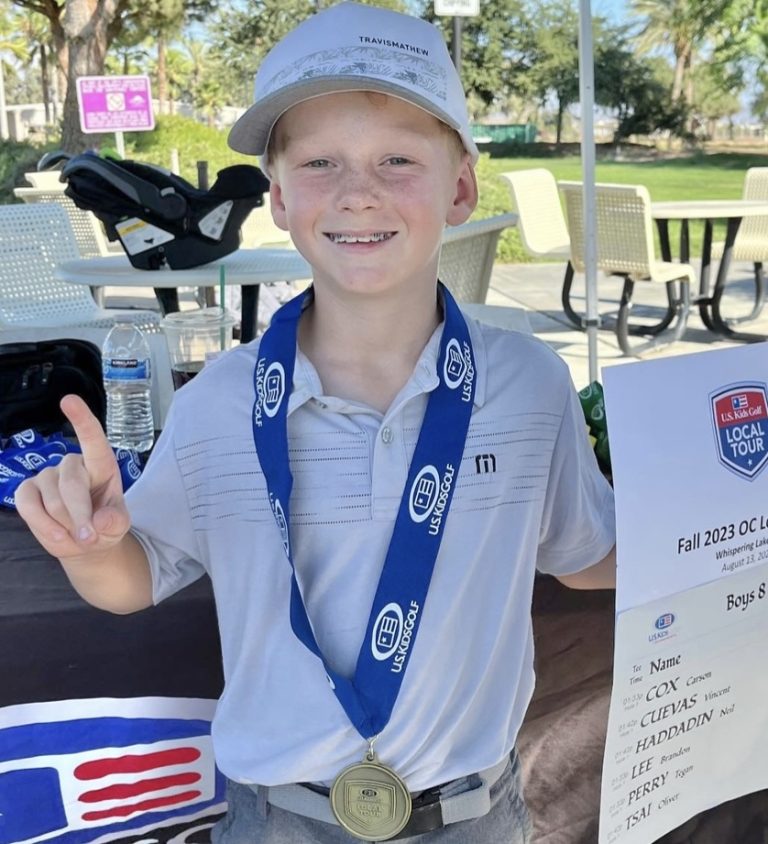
578, 0, 600, 384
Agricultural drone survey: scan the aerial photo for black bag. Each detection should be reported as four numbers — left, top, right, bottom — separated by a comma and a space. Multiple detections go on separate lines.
0, 340, 106, 438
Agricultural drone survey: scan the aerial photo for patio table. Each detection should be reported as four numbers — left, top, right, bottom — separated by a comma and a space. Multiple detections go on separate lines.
650, 199, 768, 341
56, 247, 312, 343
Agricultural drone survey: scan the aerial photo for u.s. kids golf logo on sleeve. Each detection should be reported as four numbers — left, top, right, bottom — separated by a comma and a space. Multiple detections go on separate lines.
710, 382, 768, 480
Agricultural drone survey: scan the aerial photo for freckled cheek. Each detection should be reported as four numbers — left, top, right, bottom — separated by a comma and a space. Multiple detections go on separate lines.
280, 187, 327, 229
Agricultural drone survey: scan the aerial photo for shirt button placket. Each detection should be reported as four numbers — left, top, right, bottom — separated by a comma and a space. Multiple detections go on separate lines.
372, 422, 401, 518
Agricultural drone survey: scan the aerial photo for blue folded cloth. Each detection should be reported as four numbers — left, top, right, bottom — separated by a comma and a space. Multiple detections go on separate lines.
0, 429, 142, 510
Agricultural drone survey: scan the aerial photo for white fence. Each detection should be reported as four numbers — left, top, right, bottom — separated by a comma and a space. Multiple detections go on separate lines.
2, 100, 245, 142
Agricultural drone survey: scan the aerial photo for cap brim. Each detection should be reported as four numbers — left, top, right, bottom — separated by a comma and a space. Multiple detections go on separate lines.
228, 77, 478, 162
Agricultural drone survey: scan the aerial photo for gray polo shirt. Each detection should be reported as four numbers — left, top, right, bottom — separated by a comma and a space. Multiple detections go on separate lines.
127, 315, 615, 790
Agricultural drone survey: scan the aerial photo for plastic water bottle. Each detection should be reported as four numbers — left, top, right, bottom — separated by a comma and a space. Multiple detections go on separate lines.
101, 321, 154, 453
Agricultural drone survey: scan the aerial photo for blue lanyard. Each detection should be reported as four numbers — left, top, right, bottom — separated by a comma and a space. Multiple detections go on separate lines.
252, 284, 476, 739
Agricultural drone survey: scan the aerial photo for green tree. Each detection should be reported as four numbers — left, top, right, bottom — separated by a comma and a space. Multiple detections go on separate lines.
524, 0, 579, 144
10, 0, 212, 151
690, 61, 742, 139
0, 0, 32, 138
210, 0, 315, 108
519, 0, 631, 146
752, 66, 768, 122
420, 0, 532, 118
631, 0, 735, 107
598, 47, 688, 143
10, 0, 137, 151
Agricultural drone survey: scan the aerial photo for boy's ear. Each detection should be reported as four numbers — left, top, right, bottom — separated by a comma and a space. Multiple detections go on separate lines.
269, 181, 290, 231
445, 157, 479, 226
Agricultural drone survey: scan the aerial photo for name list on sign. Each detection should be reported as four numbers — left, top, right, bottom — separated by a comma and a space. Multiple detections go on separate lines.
599, 561, 768, 844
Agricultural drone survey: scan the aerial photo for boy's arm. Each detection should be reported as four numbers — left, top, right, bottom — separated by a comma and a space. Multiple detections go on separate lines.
555, 545, 616, 590
15, 394, 154, 615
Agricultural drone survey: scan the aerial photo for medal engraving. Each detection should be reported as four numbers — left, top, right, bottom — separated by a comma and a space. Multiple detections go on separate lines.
330, 757, 412, 841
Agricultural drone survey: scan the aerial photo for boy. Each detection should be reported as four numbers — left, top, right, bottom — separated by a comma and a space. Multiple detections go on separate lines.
17, 3, 616, 842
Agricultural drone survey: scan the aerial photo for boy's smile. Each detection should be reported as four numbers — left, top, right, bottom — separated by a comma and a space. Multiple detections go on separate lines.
325, 231, 395, 245
267, 91, 477, 301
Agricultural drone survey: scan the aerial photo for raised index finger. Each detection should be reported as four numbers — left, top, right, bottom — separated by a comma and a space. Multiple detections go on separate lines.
60, 394, 116, 480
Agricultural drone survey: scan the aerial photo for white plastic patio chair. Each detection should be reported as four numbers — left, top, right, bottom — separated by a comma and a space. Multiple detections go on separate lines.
14, 184, 115, 258
438, 213, 517, 303
15, 174, 178, 315
500, 169, 577, 325
0, 203, 160, 333
558, 181, 695, 356
20, 170, 70, 189
710, 166, 768, 323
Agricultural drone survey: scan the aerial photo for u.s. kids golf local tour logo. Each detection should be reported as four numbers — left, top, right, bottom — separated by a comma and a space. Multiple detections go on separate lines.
710, 383, 768, 480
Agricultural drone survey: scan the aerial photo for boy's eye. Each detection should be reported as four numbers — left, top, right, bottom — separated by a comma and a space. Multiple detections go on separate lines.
385, 156, 412, 166
305, 158, 331, 168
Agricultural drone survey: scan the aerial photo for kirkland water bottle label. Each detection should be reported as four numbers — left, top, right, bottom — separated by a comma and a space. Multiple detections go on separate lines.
103, 358, 151, 380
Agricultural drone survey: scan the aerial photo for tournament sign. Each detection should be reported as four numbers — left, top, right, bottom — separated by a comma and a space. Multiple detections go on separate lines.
599, 343, 768, 844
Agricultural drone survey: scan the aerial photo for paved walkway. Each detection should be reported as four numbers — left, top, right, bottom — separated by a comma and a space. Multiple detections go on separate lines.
486, 260, 768, 388
103, 259, 768, 390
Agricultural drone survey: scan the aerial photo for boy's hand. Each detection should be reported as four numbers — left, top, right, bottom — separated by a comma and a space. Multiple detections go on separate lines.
16, 394, 131, 562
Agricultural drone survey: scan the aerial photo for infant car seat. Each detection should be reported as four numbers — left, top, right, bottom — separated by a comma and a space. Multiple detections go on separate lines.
46, 151, 270, 270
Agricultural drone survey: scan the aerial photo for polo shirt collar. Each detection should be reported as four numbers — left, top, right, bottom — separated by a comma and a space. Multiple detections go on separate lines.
285, 303, 488, 416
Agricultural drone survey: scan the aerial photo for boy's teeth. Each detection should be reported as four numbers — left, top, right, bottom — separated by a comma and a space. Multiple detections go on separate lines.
328, 232, 392, 243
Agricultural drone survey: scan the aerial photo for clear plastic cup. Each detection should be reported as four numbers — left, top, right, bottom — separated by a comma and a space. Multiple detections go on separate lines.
160, 307, 236, 389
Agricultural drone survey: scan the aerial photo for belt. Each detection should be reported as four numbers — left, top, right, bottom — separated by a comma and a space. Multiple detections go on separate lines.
250, 756, 510, 840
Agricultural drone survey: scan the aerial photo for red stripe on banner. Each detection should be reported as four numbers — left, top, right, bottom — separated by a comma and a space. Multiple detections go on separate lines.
80, 790, 201, 820
78, 772, 202, 802
74, 747, 201, 780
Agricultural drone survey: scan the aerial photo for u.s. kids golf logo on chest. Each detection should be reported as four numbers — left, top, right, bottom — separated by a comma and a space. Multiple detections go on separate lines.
253, 357, 286, 427
710, 382, 768, 480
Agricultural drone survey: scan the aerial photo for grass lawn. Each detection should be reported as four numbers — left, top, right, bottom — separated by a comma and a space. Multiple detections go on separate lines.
482, 150, 768, 263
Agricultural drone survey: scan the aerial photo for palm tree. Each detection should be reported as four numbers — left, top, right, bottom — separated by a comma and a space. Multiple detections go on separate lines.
631, 0, 731, 105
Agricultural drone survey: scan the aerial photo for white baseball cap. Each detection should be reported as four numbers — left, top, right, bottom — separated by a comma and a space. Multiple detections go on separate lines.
227, 2, 479, 163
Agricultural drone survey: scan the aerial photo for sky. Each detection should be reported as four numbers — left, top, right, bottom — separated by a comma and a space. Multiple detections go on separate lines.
592, 0, 630, 25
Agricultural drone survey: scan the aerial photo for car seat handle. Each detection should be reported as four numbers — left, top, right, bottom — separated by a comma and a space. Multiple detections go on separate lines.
61, 155, 187, 221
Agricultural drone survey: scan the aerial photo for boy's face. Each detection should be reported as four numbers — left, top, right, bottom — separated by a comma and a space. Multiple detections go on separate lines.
267, 92, 477, 300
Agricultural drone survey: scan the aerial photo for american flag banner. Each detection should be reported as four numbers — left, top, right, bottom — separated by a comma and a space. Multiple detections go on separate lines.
0, 697, 225, 844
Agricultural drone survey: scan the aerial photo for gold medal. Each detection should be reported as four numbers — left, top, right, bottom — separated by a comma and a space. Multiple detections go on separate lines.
330, 744, 412, 841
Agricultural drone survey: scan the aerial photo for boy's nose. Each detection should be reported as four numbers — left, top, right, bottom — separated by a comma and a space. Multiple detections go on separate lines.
335, 170, 382, 211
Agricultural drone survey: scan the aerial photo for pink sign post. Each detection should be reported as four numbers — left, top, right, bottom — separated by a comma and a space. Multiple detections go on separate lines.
76, 75, 155, 157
